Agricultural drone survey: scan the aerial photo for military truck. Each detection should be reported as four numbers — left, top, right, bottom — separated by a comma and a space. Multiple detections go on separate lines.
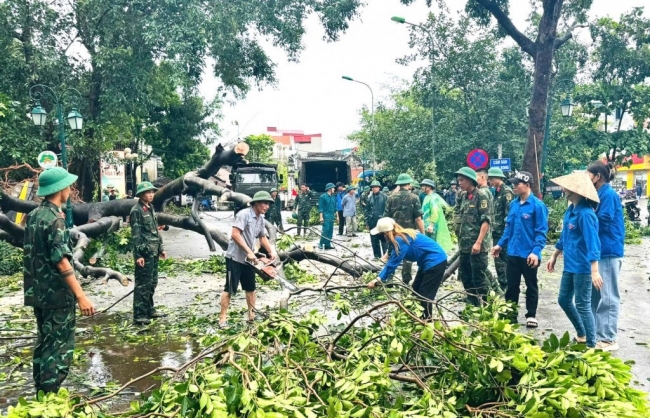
294, 152, 352, 204
230, 162, 280, 212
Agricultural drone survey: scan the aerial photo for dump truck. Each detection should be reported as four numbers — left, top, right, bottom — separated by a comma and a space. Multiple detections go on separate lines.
230, 162, 280, 212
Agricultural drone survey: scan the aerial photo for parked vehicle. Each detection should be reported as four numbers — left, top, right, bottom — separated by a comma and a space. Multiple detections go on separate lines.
294, 152, 352, 204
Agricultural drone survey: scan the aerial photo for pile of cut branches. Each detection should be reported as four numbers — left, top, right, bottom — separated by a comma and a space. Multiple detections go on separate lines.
4, 296, 648, 418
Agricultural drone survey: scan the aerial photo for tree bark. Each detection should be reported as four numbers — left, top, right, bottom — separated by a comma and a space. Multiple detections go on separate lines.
473, 0, 572, 196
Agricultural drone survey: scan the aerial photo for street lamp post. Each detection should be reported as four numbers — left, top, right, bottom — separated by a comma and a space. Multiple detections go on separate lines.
29, 84, 83, 228
540, 78, 575, 182
342, 76, 376, 174
392, 16, 436, 166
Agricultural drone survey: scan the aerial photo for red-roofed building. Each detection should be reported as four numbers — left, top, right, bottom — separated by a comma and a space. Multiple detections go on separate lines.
266, 127, 323, 160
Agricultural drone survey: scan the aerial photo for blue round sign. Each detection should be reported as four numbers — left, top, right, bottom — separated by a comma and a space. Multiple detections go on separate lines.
467, 149, 489, 170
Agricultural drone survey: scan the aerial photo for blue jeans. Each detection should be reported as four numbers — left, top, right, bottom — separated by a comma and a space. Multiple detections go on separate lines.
591, 257, 622, 343
558, 271, 596, 347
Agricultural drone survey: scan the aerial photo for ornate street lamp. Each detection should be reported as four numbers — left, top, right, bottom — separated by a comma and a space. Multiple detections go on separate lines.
29, 84, 84, 227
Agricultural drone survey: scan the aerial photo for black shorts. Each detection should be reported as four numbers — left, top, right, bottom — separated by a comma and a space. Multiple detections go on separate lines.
225, 257, 256, 294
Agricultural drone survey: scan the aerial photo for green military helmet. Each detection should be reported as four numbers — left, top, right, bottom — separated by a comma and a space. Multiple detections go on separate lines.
291, 212, 299, 220
382, 187, 389, 192
488, 167, 507, 179
36, 167, 79, 197
270, 188, 278, 193
411, 181, 420, 189
370, 180, 381, 187
394, 173, 414, 185
136, 181, 158, 196
250, 191, 275, 204
346, 185, 357, 193
454, 167, 478, 184
325, 182, 336, 191
421, 178, 435, 188
363, 186, 370, 192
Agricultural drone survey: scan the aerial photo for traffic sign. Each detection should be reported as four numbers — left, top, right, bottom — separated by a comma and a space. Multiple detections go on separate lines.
37, 151, 58, 169
467, 149, 489, 170
490, 158, 511, 171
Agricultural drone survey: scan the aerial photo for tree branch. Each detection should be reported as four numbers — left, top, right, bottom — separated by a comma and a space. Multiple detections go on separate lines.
554, 23, 588, 49
473, 0, 537, 56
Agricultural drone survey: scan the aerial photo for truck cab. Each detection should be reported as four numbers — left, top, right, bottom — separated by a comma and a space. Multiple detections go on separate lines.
230, 163, 280, 212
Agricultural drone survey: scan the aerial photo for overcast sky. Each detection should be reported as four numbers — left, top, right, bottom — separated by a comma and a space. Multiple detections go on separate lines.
199, 0, 648, 151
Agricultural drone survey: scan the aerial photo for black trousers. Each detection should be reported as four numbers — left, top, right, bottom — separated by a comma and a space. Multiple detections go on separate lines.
337, 210, 345, 235
505, 256, 539, 318
370, 233, 388, 258
412, 260, 447, 319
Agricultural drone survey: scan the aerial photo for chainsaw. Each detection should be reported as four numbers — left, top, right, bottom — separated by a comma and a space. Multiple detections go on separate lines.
246, 253, 299, 292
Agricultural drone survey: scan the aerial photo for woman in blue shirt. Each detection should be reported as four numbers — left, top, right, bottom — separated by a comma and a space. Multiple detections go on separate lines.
367, 218, 447, 319
547, 172, 603, 348
586, 161, 625, 351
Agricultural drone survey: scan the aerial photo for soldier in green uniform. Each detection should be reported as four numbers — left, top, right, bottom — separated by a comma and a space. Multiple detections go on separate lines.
488, 168, 514, 291
293, 184, 312, 237
476, 168, 503, 295
130, 181, 167, 325
24, 167, 96, 394
267, 188, 284, 232
383, 173, 425, 284
453, 167, 492, 306
318, 183, 338, 250
360, 185, 371, 227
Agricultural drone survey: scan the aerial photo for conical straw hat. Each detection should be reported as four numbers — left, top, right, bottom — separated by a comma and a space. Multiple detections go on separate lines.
550, 172, 599, 203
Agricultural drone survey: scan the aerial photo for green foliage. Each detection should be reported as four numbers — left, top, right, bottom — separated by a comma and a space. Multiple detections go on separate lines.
244, 134, 275, 163
0, 241, 23, 276
283, 261, 319, 285
5, 299, 649, 417
0, 273, 22, 296
285, 208, 321, 226
164, 201, 192, 217
350, 13, 530, 181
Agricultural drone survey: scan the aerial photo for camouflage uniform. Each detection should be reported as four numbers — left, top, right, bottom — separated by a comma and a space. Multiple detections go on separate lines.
24, 201, 76, 394
492, 184, 514, 290
130, 201, 164, 321
383, 190, 423, 284
453, 189, 492, 305
477, 185, 503, 295
360, 190, 371, 227
294, 192, 313, 236
267, 195, 284, 231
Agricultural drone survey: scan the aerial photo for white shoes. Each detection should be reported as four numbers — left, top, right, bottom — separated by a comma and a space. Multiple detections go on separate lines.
596, 341, 620, 351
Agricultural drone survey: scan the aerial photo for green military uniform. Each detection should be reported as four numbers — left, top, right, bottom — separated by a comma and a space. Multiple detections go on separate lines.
477, 185, 503, 295
130, 182, 164, 322
24, 168, 79, 394
266, 189, 283, 231
360, 186, 371, 227
294, 191, 313, 236
489, 168, 514, 291
383, 174, 423, 284
453, 167, 492, 306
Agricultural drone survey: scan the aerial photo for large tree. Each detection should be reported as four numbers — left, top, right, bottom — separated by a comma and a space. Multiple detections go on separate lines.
401, 0, 594, 194
351, 12, 531, 182
0, 0, 364, 200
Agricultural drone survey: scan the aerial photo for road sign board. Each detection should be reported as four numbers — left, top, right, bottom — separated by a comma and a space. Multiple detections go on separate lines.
490, 158, 511, 171
37, 151, 58, 169
467, 149, 489, 170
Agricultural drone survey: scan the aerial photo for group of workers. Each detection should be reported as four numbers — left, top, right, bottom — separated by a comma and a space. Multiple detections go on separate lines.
23, 157, 625, 396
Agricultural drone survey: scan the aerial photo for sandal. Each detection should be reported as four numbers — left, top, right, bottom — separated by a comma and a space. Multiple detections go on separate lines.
573, 336, 586, 343
526, 317, 538, 328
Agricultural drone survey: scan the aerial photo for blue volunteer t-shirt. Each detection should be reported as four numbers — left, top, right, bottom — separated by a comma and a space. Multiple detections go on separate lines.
595, 183, 625, 258
378, 233, 446, 282
555, 200, 601, 274
497, 194, 548, 259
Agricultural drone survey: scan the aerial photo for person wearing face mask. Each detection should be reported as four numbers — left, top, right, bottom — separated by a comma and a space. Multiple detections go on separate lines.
586, 161, 625, 351
547, 172, 602, 348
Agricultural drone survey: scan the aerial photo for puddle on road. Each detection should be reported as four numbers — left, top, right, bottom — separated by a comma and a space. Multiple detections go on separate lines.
0, 313, 200, 412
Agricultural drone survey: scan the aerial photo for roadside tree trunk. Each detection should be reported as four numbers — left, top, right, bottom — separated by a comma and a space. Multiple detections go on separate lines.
473, 0, 582, 195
